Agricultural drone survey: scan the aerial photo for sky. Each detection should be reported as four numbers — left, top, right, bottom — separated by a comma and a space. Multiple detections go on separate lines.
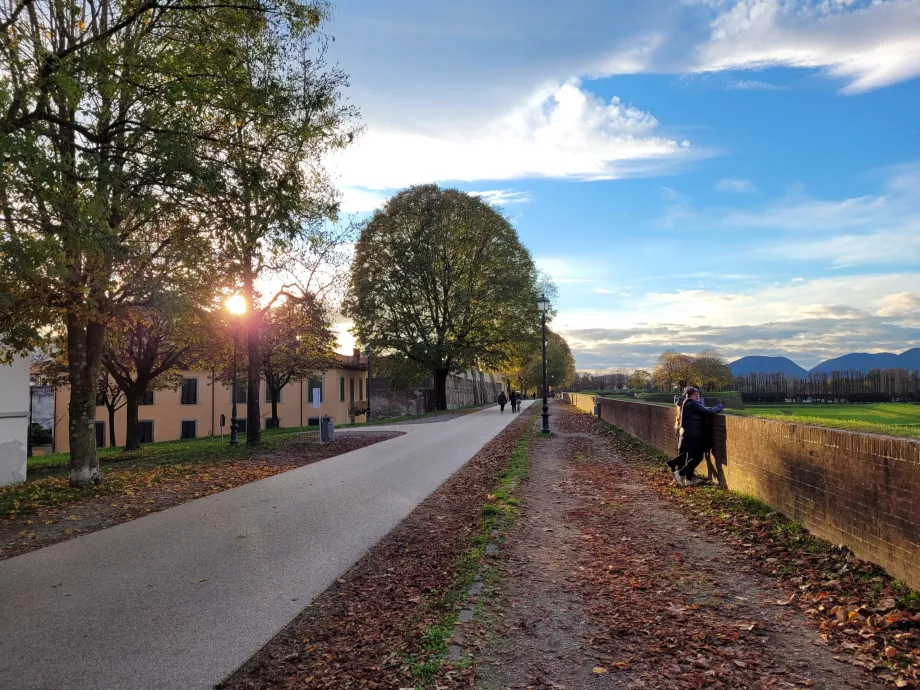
323, 0, 920, 371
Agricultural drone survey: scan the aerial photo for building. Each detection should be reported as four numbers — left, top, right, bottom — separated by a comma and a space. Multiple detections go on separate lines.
0, 354, 29, 485
52, 352, 368, 452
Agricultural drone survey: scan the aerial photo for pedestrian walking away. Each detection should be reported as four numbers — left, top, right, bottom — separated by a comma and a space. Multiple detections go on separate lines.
497, 390, 507, 413
667, 386, 723, 487
510, 390, 519, 413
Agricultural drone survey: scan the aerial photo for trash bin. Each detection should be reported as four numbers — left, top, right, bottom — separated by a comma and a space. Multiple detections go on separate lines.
320, 416, 335, 442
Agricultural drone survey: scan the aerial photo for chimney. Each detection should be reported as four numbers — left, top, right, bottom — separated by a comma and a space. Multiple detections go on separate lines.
353, 348, 360, 364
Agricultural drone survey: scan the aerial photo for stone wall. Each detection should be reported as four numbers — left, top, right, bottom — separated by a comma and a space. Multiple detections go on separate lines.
369, 370, 504, 421
29, 385, 55, 431
564, 393, 920, 590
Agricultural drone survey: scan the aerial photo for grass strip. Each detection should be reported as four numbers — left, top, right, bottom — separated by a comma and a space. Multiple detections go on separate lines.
405, 421, 533, 687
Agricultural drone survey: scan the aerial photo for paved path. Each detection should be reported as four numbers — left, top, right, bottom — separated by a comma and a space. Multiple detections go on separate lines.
0, 402, 532, 690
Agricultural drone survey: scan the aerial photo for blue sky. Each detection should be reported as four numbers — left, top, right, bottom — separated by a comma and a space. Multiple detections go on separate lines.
324, 0, 920, 371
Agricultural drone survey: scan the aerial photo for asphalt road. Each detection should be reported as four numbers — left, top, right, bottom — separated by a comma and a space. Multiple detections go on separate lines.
0, 402, 532, 690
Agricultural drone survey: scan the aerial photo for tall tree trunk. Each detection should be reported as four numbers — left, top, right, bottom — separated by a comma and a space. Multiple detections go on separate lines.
270, 389, 279, 428
108, 405, 117, 448
433, 368, 449, 411
124, 390, 140, 451
66, 316, 104, 487
245, 276, 261, 446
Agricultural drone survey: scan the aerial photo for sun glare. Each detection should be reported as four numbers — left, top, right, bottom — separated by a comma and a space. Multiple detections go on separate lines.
226, 294, 247, 315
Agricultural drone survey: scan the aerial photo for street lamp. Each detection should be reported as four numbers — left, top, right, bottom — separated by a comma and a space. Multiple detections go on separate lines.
537, 293, 551, 434
226, 294, 246, 447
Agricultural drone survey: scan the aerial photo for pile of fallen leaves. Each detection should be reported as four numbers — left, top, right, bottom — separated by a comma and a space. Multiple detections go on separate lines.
588, 404, 920, 688
0, 432, 402, 560
219, 412, 535, 690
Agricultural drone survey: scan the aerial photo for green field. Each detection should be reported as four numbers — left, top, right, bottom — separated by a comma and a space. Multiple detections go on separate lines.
733, 403, 920, 439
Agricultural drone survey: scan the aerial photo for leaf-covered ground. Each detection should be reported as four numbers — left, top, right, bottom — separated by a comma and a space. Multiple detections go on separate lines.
218, 408, 536, 689
0, 431, 402, 561
469, 401, 918, 689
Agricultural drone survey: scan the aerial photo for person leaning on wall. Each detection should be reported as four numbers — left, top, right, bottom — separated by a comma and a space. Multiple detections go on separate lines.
667, 386, 723, 487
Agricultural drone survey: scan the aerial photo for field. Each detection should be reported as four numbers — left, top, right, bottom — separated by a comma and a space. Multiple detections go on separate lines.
734, 402, 920, 439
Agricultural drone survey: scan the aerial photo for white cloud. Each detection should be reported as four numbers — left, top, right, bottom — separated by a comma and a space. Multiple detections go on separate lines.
468, 189, 533, 206
334, 80, 696, 193
727, 79, 786, 90
691, 0, 920, 94
594, 288, 614, 294
555, 272, 920, 370
715, 177, 757, 193
338, 186, 388, 213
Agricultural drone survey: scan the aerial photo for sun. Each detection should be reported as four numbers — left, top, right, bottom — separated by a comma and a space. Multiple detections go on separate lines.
226, 294, 247, 315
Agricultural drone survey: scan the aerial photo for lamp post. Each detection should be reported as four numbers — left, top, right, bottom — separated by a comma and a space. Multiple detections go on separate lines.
537, 293, 550, 434
226, 294, 246, 447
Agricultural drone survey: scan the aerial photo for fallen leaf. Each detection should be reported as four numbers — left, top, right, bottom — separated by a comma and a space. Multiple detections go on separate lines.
191, 578, 208, 584
592, 666, 608, 675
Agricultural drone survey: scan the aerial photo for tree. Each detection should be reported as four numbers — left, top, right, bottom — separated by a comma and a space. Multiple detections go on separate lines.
691, 348, 733, 391
652, 350, 695, 390
97, 374, 127, 449
543, 331, 576, 391
204, 7, 359, 446
0, 0, 281, 484
345, 185, 542, 410
627, 369, 652, 389
102, 305, 205, 450
261, 296, 337, 428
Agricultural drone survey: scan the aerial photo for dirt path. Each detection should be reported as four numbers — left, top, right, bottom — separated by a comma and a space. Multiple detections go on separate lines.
473, 401, 885, 689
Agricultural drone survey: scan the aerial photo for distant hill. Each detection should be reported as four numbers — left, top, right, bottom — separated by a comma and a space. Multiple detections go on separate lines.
729, 356, 808, 377
809, 348, 920, 374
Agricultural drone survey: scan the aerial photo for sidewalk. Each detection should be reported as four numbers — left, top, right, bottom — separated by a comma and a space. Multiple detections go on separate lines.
0, 402, 531, 690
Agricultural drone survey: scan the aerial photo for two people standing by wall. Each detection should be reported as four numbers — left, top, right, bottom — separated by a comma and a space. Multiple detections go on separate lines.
668, 386, 723, 487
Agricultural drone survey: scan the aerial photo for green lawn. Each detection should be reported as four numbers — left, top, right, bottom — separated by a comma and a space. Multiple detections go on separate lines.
27, 425, 320, 474
731, 403, 920, 439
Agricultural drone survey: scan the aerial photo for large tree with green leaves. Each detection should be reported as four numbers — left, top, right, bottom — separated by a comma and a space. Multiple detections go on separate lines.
204, 5, 358, 446
345, 185, 542, 410
0, 0, 247, 484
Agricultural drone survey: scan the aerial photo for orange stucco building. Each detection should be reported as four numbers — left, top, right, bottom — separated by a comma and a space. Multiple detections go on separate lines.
52, 354, 368, 452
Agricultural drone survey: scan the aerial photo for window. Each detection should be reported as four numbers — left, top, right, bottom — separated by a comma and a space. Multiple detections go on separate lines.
306, 377, 323, 404
139, 390, 154, 405
137, 421, 154, 444
95, 393, 106, 407
232, 382, 247, 404
94, 422, 105, 448
307, 416, 320, 427
265, 418, 280, 429
180, 420, 197, 439
181, 378, 198, 405
265, 386, 282, 404
359, 378, 364, 401
235, 419, 247, 434
349, 377, 355, 404
340, 376, 345, 402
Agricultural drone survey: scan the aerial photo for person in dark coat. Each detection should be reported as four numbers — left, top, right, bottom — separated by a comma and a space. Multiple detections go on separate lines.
510, 390, 519, 412
497, 390, 508, 413
667, 386, 723, 487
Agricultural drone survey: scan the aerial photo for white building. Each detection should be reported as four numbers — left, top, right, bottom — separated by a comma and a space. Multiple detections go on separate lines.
0, 354, 29, 486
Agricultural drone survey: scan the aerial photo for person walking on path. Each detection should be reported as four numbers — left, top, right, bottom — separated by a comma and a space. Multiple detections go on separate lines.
510, 390, 519, 413
667, 386, 723, 487
497, 390, 508, 413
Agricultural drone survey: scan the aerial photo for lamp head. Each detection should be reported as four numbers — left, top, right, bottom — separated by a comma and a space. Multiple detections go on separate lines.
536, 293, 550, 314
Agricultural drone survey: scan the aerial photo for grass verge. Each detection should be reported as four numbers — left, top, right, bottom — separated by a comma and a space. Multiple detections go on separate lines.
405, 422, 532, 687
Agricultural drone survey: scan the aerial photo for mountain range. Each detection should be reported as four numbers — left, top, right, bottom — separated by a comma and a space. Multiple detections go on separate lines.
729, 348, 920, 376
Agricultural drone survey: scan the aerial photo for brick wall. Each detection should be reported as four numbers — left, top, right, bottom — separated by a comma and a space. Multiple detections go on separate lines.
564, 393, 920, 590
